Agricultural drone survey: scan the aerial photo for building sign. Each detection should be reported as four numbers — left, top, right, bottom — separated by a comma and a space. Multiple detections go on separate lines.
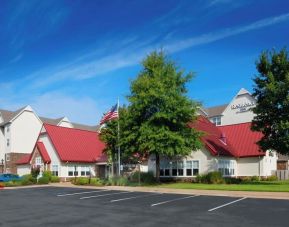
231, 101, 255, 113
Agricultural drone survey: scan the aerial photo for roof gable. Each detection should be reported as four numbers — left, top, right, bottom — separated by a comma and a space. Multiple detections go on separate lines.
43, 124, 106, 163
36, 142, 51, 164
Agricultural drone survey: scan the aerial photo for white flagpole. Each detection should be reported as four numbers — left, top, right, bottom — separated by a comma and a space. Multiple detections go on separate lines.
117, 98, 121, 176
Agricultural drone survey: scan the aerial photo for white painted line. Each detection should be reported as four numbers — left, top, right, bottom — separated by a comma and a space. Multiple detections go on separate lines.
151, 195, 199, 207
80, 191, 133, 200
208, 197, 247, 212
57, 190, 108, 197
110, 193, 163, 203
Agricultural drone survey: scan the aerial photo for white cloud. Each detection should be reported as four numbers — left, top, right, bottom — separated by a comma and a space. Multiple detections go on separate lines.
29, 92, 102, 125
23, 12, 289, 89
166, 12, 289, 53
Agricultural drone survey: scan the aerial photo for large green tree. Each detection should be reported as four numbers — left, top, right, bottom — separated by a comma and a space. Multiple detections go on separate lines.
126, 51, 202, 181
252, 48, 289, 155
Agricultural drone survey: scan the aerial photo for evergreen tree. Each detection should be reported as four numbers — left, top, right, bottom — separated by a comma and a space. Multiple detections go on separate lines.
252, 48, 289, 154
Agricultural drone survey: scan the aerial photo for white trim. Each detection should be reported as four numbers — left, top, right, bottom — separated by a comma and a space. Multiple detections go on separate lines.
8, 106, 43, 125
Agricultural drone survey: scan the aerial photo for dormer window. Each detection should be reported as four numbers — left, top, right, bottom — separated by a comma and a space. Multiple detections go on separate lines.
212, 116, 221, 126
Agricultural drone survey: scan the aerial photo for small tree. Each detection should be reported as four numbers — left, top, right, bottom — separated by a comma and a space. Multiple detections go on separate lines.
126, 51, 202, 181
252, 48, 289, 154
100, 106, 130, 175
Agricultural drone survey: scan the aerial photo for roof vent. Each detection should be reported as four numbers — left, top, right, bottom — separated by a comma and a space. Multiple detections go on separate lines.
220, 132, 227, 145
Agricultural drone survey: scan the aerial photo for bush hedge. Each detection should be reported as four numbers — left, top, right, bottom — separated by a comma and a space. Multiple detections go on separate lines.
38, 176, 50, 184
51, 176, 60, 183
130, 171, 155, 184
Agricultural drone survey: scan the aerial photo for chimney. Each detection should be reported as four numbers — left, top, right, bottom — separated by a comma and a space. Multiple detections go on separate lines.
220, 132, 227, 145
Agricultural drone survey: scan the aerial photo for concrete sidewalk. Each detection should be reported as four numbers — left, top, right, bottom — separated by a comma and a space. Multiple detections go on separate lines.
4, 182, 289, 200
48, 182, 289, 200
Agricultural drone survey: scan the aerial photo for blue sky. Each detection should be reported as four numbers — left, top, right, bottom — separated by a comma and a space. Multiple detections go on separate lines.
0, 0, 288, 125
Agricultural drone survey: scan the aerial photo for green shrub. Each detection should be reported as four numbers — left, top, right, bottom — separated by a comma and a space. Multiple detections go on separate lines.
117, 177, 129, 186
21, 174, 37, 185
51, 176, 60, 183
195, 171, 224, 184
38, 176, 50, 184
130, 171, 155, 184
224, 177, 242, 184
195, 174, 206, 183
42, 171, 52, 181
250, 176, 260, 182
74, 177, 89, 185
265, 175, 278, 181
4, 181, 22, 187
31, 167, 40, 178
89, 178, 103, 186
107, 176, 129, 186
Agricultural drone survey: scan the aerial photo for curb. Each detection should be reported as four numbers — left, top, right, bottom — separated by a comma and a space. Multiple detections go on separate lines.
49, 182, 289, 200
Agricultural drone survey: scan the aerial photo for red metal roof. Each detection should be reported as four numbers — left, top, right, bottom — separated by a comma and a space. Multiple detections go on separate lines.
190, 116, 237, 157
43, 124, 107, 163
36, 141, 51, 164
218, 123, 265, 158
16, 154, 31, 165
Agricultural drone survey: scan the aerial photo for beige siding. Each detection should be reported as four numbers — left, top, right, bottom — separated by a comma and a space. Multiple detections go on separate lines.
10, 110, 42, 154
221, 93, 256, 126
17, 165, 31, 176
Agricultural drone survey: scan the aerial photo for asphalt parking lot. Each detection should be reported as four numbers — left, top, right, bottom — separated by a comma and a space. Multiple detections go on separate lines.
0, 187, 289, 227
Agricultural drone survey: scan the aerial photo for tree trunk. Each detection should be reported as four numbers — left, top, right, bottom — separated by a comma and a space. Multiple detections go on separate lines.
155, 153, 160, 183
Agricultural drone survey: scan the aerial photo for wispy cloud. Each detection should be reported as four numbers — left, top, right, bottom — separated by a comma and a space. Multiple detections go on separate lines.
9, 53, 23, 63
6, 0, 69, 50
166, 12, 289, 52
23, 12, 289, 88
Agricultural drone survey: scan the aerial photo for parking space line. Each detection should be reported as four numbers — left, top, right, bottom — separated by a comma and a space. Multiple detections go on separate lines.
151, 195, 199, 207
208, 197, 247, 212
57, 190, 108, 197
80, 191, 133, 200
110, 193, 163, 203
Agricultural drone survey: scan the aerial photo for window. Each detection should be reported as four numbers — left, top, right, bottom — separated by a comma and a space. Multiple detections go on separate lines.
211, 116, 221, 126
85, 167, 91, 176
160, 160, 170, 176
218, 160, 235, 176
193, 161, 199, 175
81, 166, 91, 176
68, 166, 74, 176
177, 161, 184, 176
172, 161, 184, 176
6, 126, 10, 133
35, 157, 42, 166
6, 139, 10, 147
172, 161, 178, 176
186, 160, 199, 176
52, 165, 58, 176
186, 161, 192, 176
6, 154, 10, 162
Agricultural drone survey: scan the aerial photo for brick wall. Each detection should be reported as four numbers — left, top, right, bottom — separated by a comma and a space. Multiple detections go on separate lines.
5, 153, 29, 174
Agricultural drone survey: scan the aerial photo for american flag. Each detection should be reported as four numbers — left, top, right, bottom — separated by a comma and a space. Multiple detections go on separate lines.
100, 104, 119, 125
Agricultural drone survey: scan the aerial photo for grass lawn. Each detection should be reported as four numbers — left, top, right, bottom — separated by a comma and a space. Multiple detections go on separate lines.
155, 181, 289, 192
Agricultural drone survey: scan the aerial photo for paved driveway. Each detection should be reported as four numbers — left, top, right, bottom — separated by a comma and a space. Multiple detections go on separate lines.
0, 187, 288, 226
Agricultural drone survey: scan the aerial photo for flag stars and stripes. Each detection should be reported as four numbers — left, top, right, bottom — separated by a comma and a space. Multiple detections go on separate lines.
100, 104, 119, 125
